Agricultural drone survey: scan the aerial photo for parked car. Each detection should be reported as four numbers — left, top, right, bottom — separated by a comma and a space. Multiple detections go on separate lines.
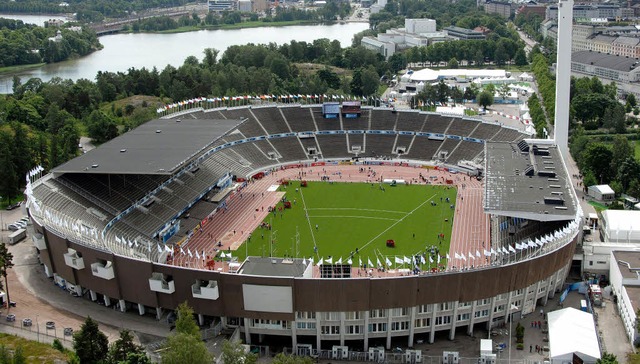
45, 321, 55, 329
5, 314, 15, 322
22, 318, 32, 327
63, 327, 73, 336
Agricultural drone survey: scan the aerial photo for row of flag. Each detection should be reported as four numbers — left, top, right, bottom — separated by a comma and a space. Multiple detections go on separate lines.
156, 94, 380, 114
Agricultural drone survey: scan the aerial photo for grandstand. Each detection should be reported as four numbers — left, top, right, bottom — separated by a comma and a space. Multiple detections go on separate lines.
25, 103, 581, 354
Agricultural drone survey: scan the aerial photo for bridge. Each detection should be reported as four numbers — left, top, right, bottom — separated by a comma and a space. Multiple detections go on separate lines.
89, 10, 192, 36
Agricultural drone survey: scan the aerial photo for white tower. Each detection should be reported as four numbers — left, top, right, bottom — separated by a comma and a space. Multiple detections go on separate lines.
553, 0, 573, 157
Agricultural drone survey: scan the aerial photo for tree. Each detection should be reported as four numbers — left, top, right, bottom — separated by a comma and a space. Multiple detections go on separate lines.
175, 302, 200, 337
162, 302, 210, 364
596, 353, 618, 364
272, 353, 314, 364
107, 329, 148, 364
221, 340, 257, 364
162, 333, 211, 364
86, 110, 118, 144
514, 49, 527, 66
73, 317, 109, 364
12, 346, 25, 364
0, 244, 14, 309
477, 90, 494, 109
581, 143, 614, 184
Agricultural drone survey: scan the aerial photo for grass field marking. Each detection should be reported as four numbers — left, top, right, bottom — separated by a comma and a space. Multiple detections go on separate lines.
298, 187, 318, 253
306, 207, 408, 214
307, 215, 400, 221
358, 193, 438, 253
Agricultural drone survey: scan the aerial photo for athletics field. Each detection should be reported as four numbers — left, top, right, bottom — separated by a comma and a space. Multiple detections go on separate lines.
237, 181, 457, 268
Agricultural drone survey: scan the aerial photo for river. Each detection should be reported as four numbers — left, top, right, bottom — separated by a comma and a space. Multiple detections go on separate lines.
0, 22, 369, 93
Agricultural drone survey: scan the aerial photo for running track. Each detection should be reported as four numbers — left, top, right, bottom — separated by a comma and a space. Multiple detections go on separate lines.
166, 164, 489, 275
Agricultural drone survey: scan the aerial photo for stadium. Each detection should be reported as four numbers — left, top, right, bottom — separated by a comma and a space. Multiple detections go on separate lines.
24, 102, 581, 358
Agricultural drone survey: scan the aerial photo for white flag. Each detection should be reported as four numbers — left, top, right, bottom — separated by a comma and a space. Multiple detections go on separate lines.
180, 246, 185, 255
336, 257, 342, 265
395, 256, 404, 264
469, 252, 475, 260
429, 256, 434, 264
437, 254, 441, 264
384, 257, 391, 267
368, 258, 374, 267
509, 245, 516, 253
317, 257, 323, 266
476, 250, 481, 258
196, 250, 200, 259
188, 248, 193, 258
404, 256, 411, 264
325, 257, 333, 264
347, 258, 352, 265
446, 253, 451, 260
421, 255, 427, 265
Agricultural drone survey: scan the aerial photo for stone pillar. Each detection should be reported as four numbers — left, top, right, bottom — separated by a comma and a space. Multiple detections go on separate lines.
429, 304, 437, 344
363, 310, 370, 351
104, 295, 111, 307
291, 320, 298, 349
386, 309, 392, 349
119, 299, 126, 313
155, 307, 163, 320
408, 306, 417, 347
244, 318, 252, 344
340, 312, 345, 347
449, 301, 458, 341
138, 303, 145, 316
198, 314, 204, 326
89, 290, 97, 302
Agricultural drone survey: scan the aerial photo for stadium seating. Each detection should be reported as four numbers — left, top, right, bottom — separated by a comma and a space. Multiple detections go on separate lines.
251, 107, 291, 134
404, 137, 443, 161
445, 118, 479, 138
341, 114, 369, 130
281, 106, 317, 132
469, 122, 501, 140
446, 140, 484, 164
422, 114, 452, 134
370, 109, 398, 130
436, 138, 461, 160
202, 109, 228, 119
491, 127, 524, 142
365, 134, 397, 157
315, 134, 348, 158
269, 137, 308, 163
396, 111, 426, 132
313, 109, 343, 131
347, 133, 365, 154
394, 135, 414, 154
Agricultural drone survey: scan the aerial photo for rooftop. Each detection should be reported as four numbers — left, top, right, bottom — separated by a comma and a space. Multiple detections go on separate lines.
238, 257, 310, 277
611, 251, 640, 280
572, 50, 640, 72
483, 140, 577, 221
53, 117, 243, 175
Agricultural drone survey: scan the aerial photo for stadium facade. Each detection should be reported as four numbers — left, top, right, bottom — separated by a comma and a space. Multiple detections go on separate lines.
25, 104, 581, 352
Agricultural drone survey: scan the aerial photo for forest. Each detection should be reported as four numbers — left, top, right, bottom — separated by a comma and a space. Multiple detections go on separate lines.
0, 18, 101, 67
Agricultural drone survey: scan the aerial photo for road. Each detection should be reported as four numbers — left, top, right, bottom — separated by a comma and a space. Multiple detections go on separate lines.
517, 29, 538, 55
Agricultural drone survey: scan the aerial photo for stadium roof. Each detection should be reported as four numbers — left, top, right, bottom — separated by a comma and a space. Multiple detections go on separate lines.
53, 118, 243, 175
483, 140, 578, 221
572, 50, 640, 72
238, 257, 309, 277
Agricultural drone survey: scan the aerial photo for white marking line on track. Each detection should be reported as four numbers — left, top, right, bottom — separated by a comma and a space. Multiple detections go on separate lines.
308, 215, 400, 221
306, 207, 407, 214
298, 188, 318, 250
358, 193, 437, 253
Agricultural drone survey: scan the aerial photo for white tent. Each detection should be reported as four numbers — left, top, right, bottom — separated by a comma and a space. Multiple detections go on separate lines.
519, 72, 534, 81
548, 308, 600, 364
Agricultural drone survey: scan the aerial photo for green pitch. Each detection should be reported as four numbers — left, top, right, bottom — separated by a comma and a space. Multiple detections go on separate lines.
237, 181, 457, 267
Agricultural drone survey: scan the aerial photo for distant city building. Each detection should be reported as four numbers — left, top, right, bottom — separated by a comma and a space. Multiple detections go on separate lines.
571, 50, 640, 83
208, 0, 236, 12
361, 18, 447, 59
404, 18, 436, 34
516, 2, 547, 18
48, 30, 63, 43
369, 0, 387, 14
443, 26, 486, 40
546, 3, 633, 21
483, 1, 512, 18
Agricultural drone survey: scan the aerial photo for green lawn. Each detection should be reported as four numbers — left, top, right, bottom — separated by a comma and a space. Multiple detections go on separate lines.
237, 181, 456, 268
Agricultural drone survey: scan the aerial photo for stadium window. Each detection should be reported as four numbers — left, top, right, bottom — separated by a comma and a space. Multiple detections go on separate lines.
346, 311, 361, 320
589, 261, 593, 266
457, 313, 470, 321
458, 301, 472, 308
418, 304, 432, 314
